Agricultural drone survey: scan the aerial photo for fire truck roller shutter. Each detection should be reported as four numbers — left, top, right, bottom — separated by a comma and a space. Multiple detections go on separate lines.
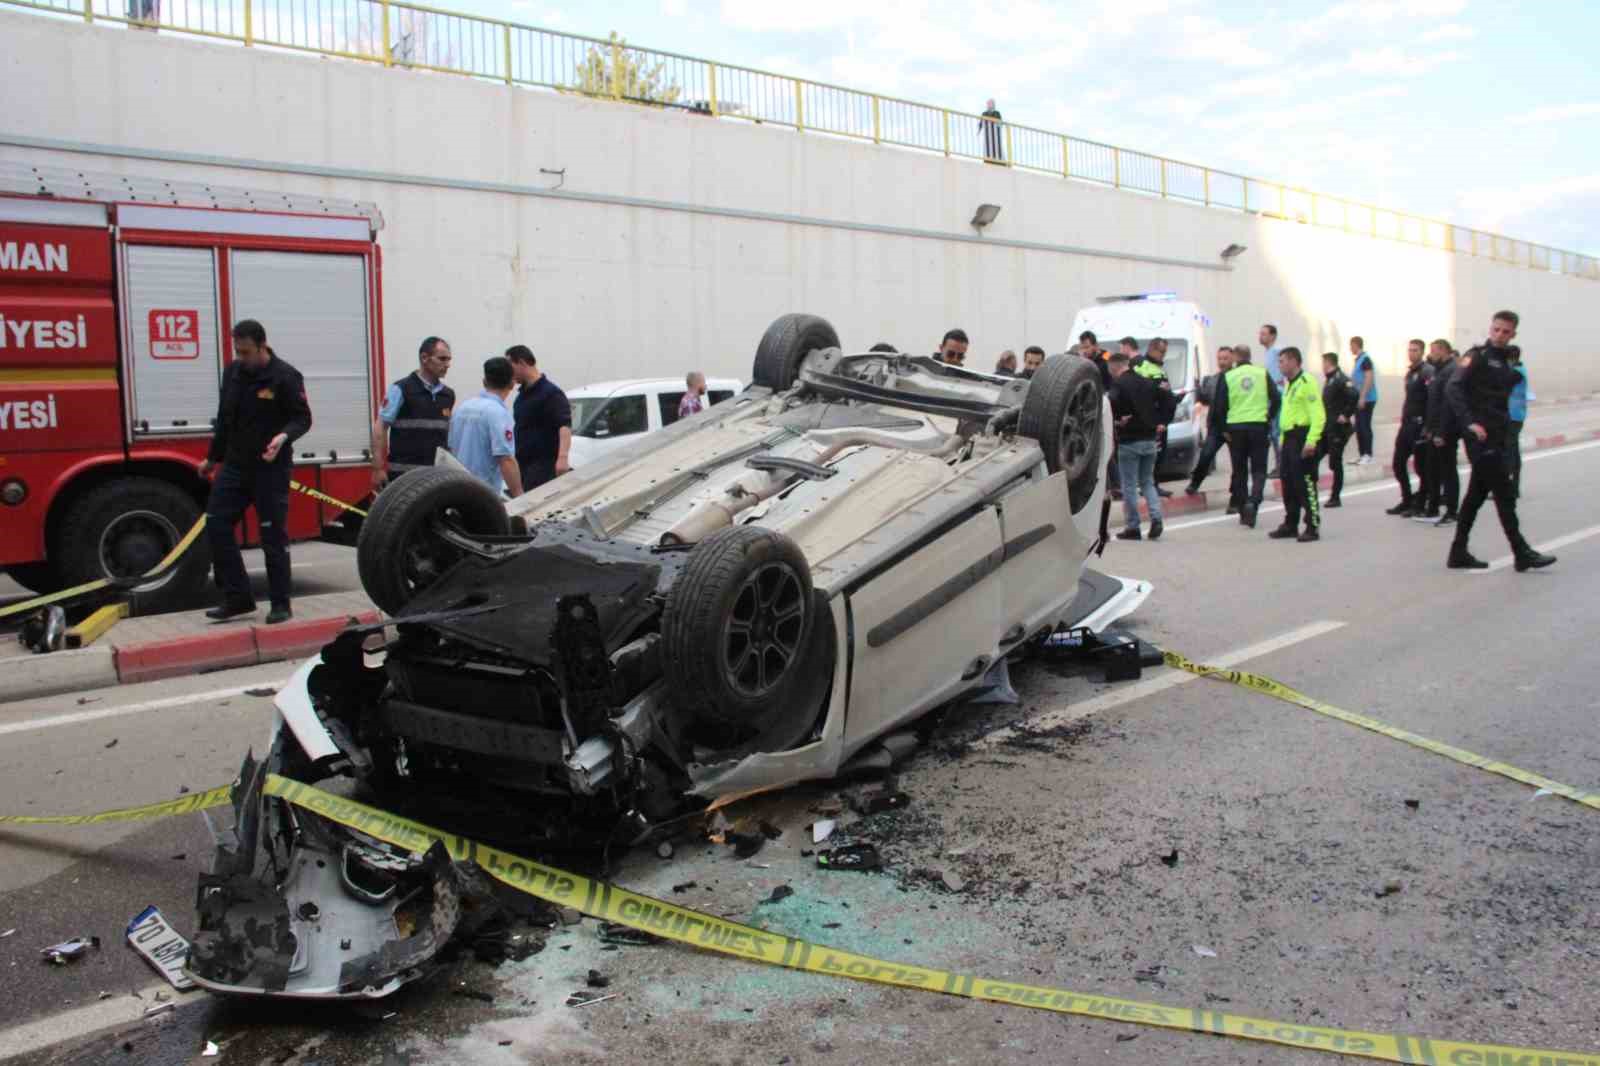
228, 250, 372, 465
122, 244, 223, 436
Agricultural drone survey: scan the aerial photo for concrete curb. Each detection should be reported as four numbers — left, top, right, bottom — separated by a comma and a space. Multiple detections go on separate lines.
1124, 425, 1600, 521
113, 611, 382, 685
0, 645, 119, 703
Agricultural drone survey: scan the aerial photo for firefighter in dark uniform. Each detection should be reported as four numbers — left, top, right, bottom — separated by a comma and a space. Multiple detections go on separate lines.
372, 336, 454, 489
1318, 351, 1359, 507
201, 319, 312, 624
1445, 310, 1555, 572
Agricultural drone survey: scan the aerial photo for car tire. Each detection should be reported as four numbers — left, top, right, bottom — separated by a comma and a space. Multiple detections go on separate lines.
661, 525, 816, 730
1019, 355, 1104, 513
357, 467, 509, 615
57, 477, 212, 614
752, 313, 840, 391
3, 561, 62, 595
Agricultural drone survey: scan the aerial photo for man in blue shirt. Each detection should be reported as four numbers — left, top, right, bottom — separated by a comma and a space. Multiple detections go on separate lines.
446, 356, 522, 497
1259, 324, 1283, 475
1350, 335, 1377, 463
371, 336, 454, 490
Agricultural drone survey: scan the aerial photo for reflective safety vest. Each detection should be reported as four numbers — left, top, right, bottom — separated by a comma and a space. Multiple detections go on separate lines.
388, 371, 455, 471
1133, 357, 1166, 384
1280, 371, 1326, 450
1224, 363, 1270, 425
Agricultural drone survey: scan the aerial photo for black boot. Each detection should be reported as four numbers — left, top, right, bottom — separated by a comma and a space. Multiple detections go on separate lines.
206, 599, 256, 621
1514, 551, 1556, 572
1268, 525, 1297, 539
1325, 496, 1341, 508
1447, 546, 1487, 570
1297, 528, 1320, 542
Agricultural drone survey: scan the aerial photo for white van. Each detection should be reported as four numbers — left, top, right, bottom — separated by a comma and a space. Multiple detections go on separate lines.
1069, 293, 1213, 482
566, 377, 743, 466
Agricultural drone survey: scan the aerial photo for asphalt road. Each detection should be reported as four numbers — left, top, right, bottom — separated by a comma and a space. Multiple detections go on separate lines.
1, 440, 1598, 1064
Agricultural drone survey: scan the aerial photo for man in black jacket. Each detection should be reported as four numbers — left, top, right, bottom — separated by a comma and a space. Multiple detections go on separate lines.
1419, 339, 1460, 524
1318, 352, 1359, 507
201, 320, 313, 624
1445, 310, 1554, 571
1387, 339, 1433, 517
1107, 352, 1165, 540
1185, 345, 1235, 496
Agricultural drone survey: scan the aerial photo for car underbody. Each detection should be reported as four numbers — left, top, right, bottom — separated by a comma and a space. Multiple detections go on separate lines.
187, 315, 1151, 999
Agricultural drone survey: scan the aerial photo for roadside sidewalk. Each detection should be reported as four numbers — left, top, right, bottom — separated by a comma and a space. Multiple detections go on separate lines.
0, 590, 379, 703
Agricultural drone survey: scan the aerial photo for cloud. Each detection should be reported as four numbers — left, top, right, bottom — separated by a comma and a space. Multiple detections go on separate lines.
1421, 21, 1476, 41
1519, 102, 1600, 124
1458, 175, 1600, 251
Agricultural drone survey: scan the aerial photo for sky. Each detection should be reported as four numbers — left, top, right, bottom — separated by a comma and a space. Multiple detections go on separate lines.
456, 0, 1599, 255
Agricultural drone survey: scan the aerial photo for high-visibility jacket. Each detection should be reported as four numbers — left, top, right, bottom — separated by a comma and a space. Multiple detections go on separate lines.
1223, 363, 1273, 425
1132, 356, 1166, 384
1279, 370, 1326, 450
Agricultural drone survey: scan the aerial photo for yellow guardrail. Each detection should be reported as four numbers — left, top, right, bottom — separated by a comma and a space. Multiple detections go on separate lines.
7, 0, 1596, 282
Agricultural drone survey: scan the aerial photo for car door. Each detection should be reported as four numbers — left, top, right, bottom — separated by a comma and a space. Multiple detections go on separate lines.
844, 506, 1005, 745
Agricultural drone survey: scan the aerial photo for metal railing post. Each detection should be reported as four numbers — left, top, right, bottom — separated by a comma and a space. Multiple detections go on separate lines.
610, 39, 622, 99
872, 96, 881, 143
243, 0, 252, 45
1159, 158, 1167, 198
1243, 180, 1248, 212
1202, 168, 1209, 206
942, 110, 950, 156
794, 80, 803, 130
1277, 184, 1285, 218
1004, 124, 1013, 166
1113, 148, 1120, 189
708, 65, 718, 116
502, 24, 512, 84
1309, 193, 1317, 225
83, 0, 92, 25
1060, 134, 1069, 177
381, 0, 391, 65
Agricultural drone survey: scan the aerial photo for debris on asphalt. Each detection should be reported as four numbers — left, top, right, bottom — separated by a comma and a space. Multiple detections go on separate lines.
761, 885, 795, 905
1192, 945, 1218, 958
672, 881, 697, 894
586, 970, 610, 988
558, 907, 582, 926
104, 738, 118, 749
937, 868, 966, 893
76, 696, 101, 705
598, 922, 662, 946
202, 1040, 220, 1057
452, 988, 494, 1003
143, 1002, 176, 1018
126, 906, 196, 990
1116, 1033, 1140, 1043
656, 841, 675, 859
812, 819, 836, 844
1404, 798, 1421, 810
849, 788, 911, 816
1375, 881, 1403, 898
817, 844, 883, 872
1531, 788, 1553, 800
471, 926, 543, 965
727, 831, 766, 859
0, 929, 14, 939
244, 687, 277, 697
566, 990, 619, 1007
1133, 967, 1166, 987
98, 991, 113, 1000
811, 796, 845, 817
39, 935, 100, 964
1159, 848, 1180, 867
759, 820, 783, 840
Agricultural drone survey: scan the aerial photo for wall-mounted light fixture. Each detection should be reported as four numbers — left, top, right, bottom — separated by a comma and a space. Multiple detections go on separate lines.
971, 203, 1002, 231
1220, 243, 1248, 261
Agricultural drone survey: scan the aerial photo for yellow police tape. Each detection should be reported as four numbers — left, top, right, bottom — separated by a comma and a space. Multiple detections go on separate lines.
1164, 651, 1600, 810
0, 517, 206, 622
290, 480, 369, 518
0, 784, 232, 826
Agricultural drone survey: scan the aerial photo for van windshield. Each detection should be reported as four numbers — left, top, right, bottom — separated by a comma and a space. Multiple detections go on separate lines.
570, 396, 607, 435
1118, 339, 1190, 391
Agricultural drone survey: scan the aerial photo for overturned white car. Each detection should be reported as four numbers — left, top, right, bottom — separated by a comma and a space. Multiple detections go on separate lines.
187, 314, 1149, 998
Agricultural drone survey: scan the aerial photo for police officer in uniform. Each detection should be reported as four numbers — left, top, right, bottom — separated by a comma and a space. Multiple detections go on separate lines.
1387, 339, 1433, 517
1445, 310, 1555, 572
201, 320, 312, 624
1268, 348, 1324, 542
1418, 339, 1459, 524
1318, 352, 1359, 508
1185, 345, 1235, 496
1211, 345, 1280, 528
372, 336, 454, 489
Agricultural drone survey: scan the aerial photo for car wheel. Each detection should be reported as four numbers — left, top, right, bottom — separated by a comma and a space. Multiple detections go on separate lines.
3, 561, 62, 595
57, 477, 211, 614
357, 467, 509, 615
661, 525, 816, 731
752, 313, 840, 391
1019, 355, 1104, 513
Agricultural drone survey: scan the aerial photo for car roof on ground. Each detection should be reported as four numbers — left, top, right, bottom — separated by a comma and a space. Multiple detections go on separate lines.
566, 377, 744, 398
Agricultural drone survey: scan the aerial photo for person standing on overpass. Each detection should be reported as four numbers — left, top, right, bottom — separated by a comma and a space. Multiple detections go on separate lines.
1212, 344, 1280, 529
1268, 348, 1324, 542
1259, 324, 1283, 476
980, 99, 1005, 163
1445, 310, 1554, 572
201, 319, 312, 625
372, 336, 454, 489
1350, 336, 1377, 464
446, 356, 522, 499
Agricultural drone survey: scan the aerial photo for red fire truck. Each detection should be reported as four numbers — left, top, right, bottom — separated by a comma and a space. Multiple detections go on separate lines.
0, 167, 385, 612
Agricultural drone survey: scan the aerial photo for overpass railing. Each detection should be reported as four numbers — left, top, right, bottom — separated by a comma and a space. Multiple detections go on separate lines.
7, 0, 1597, 282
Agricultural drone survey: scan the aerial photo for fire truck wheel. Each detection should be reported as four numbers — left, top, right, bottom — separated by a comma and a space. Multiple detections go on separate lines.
357, 466, 510, 615
57, 478, 212, 614
2, 562, 62, 595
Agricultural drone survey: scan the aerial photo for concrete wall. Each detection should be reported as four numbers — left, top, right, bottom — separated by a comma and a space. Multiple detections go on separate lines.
4, 9, 1594, 403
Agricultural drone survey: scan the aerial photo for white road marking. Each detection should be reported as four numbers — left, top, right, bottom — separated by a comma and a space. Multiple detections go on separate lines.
1480, 522, 1600, 572
975, 619, 1347, 747
0, 678, 290, 737
1166, 437, 1600, 533
0, 982, 200, 1061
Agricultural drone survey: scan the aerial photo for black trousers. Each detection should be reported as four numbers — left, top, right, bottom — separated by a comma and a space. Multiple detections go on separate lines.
1454, 438, 1531, 557
1506, 420, 1524, 498
1393, 420, 1423, 505
1226, 424, 1269, 508
1411, 428, 1436, 512
520, 460, 557, 490
1426, 436, 1460, 516
1318, 429, 1349, 500
1280, 429, 1320, 531
1188, 427, 1226, 490
206, 460, 291, 607
1355, 404, 1375, 457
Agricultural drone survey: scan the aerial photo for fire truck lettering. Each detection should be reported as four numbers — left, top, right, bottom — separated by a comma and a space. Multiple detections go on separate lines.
35, 322, 53, 349
0, 315, 90, 350
0, 396, 59, 430
0, 242, 69, 273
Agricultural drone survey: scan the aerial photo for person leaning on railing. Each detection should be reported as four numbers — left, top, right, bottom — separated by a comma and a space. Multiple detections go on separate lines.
980, 99, 1005, 164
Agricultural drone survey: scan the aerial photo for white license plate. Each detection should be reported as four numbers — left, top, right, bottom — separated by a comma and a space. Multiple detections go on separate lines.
126, 906, 195, 990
